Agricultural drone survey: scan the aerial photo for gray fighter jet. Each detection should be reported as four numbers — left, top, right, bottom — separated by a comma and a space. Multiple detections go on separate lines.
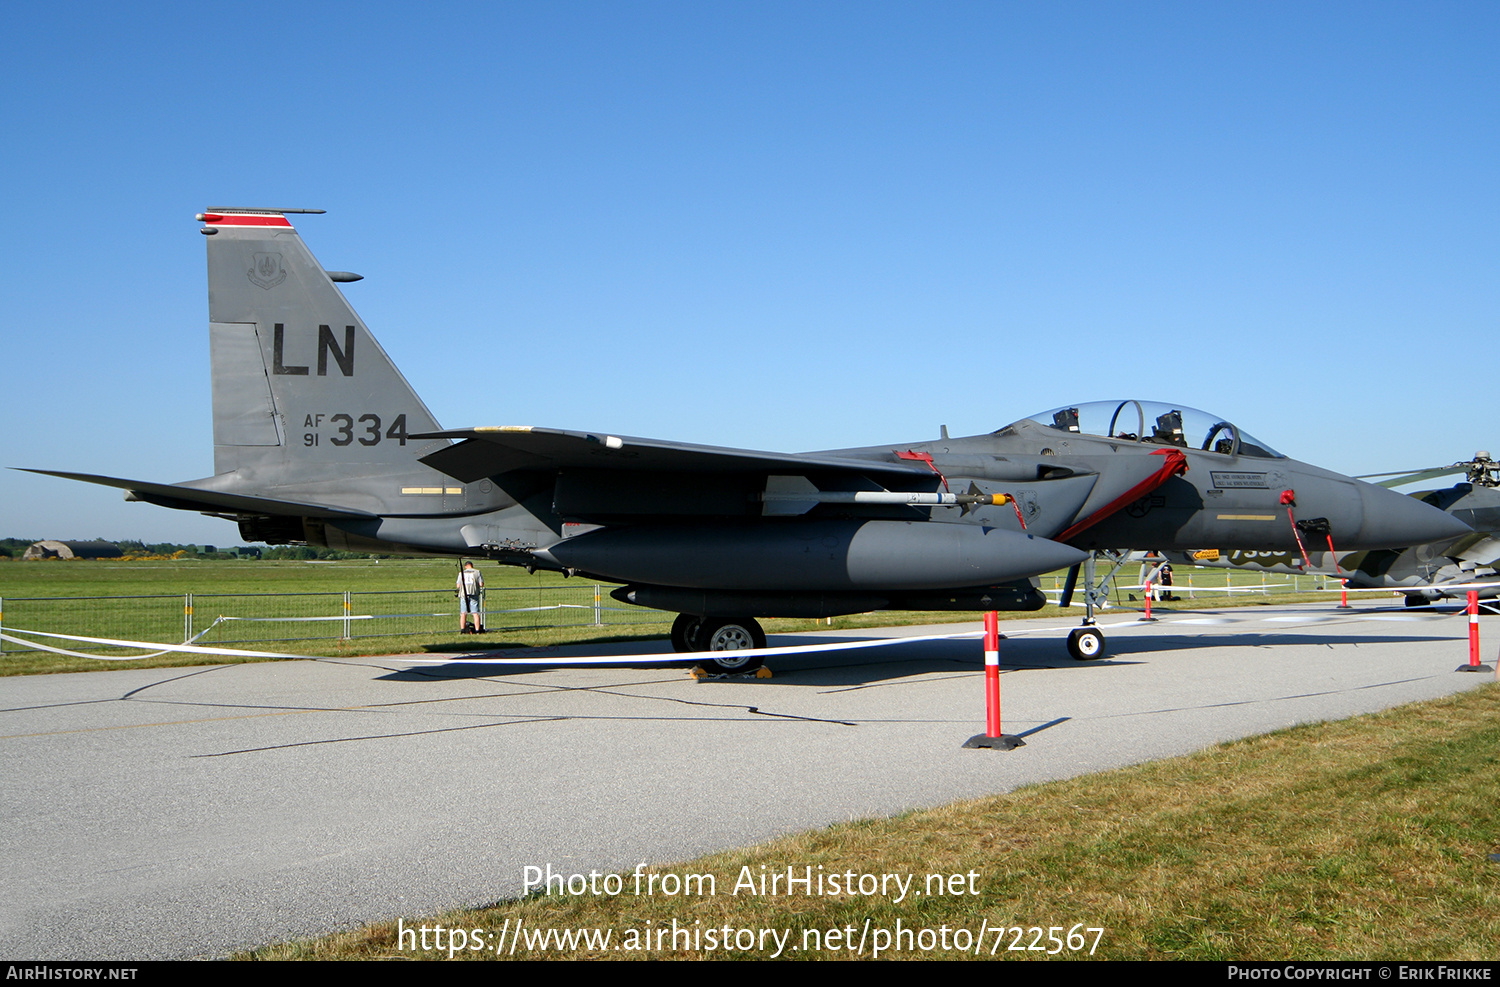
26, 209, 1471, 669
1162, 453, 1500, 607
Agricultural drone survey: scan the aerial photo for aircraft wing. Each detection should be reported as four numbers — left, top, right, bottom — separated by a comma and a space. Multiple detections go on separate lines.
414, 427, 936, 483
19, 469, 377, 519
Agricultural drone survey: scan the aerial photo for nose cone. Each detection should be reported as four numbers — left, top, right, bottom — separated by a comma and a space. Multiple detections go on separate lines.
1356, 483, 1474, 549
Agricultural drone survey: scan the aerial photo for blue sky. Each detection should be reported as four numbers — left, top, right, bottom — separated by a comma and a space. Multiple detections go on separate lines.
3, 2, 1496, 544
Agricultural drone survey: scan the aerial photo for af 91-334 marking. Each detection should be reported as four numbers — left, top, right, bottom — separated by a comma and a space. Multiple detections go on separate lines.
302, 413, 409, 448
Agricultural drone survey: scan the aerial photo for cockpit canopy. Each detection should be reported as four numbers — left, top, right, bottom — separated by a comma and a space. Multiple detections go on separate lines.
1006, 400, 1285, 459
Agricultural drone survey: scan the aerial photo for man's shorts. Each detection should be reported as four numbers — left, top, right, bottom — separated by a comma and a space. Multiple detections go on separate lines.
460, 593, 481, 614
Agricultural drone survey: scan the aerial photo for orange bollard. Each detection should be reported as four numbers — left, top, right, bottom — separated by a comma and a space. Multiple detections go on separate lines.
1326, 534, 1352, 609
984, 610, 1001, 736
963, 611, 1025, 750
1458, 590, 1493, 673
1470, 591, 1479, 665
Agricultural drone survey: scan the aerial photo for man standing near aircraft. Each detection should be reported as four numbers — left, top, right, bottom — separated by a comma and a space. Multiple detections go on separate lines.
457, 561, 485, 634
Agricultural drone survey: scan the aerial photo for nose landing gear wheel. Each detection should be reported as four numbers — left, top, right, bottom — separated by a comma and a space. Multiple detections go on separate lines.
1067, 626, 1105, 660
698, 617, 767, 672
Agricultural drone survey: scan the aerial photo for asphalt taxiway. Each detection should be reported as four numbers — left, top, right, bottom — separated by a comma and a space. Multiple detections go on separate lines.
1, 601, 1493, 958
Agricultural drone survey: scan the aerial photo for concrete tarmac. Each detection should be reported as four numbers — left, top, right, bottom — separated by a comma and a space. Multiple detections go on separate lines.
1, 601, 1494, 959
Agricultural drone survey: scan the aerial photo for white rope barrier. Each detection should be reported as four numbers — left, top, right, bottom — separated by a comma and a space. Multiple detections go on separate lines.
0, 627, 305, 660
0, 624, 982, 664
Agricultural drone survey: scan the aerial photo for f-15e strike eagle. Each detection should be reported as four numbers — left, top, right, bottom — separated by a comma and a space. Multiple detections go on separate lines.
26, 209, 1471, 670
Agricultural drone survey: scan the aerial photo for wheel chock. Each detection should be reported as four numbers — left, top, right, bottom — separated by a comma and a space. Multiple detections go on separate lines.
688, 665, 773, 681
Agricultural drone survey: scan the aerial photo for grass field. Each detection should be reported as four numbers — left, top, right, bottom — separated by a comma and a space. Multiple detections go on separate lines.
242, 683, 1500, 961
0, 557, 1368, 677
0, 558, 667, 674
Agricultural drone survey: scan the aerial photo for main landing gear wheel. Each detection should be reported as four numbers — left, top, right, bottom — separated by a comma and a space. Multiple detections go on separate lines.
697, 617, 767, 673
1067, 626, 1106, 660
670, 613, 704, 653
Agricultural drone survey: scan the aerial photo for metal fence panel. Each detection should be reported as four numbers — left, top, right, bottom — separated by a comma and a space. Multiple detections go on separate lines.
0, 594, 186, 654
1, 585, 668, 653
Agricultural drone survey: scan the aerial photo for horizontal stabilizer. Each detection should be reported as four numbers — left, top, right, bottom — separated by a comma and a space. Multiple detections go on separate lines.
415, 427, 935, 483
20, 469, 376, 519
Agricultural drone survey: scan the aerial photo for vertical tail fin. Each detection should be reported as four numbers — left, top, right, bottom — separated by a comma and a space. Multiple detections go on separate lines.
201, 209, 451, 509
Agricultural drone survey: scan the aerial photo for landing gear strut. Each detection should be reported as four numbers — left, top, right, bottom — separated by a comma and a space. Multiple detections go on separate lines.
1058, 550, 1124, 660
